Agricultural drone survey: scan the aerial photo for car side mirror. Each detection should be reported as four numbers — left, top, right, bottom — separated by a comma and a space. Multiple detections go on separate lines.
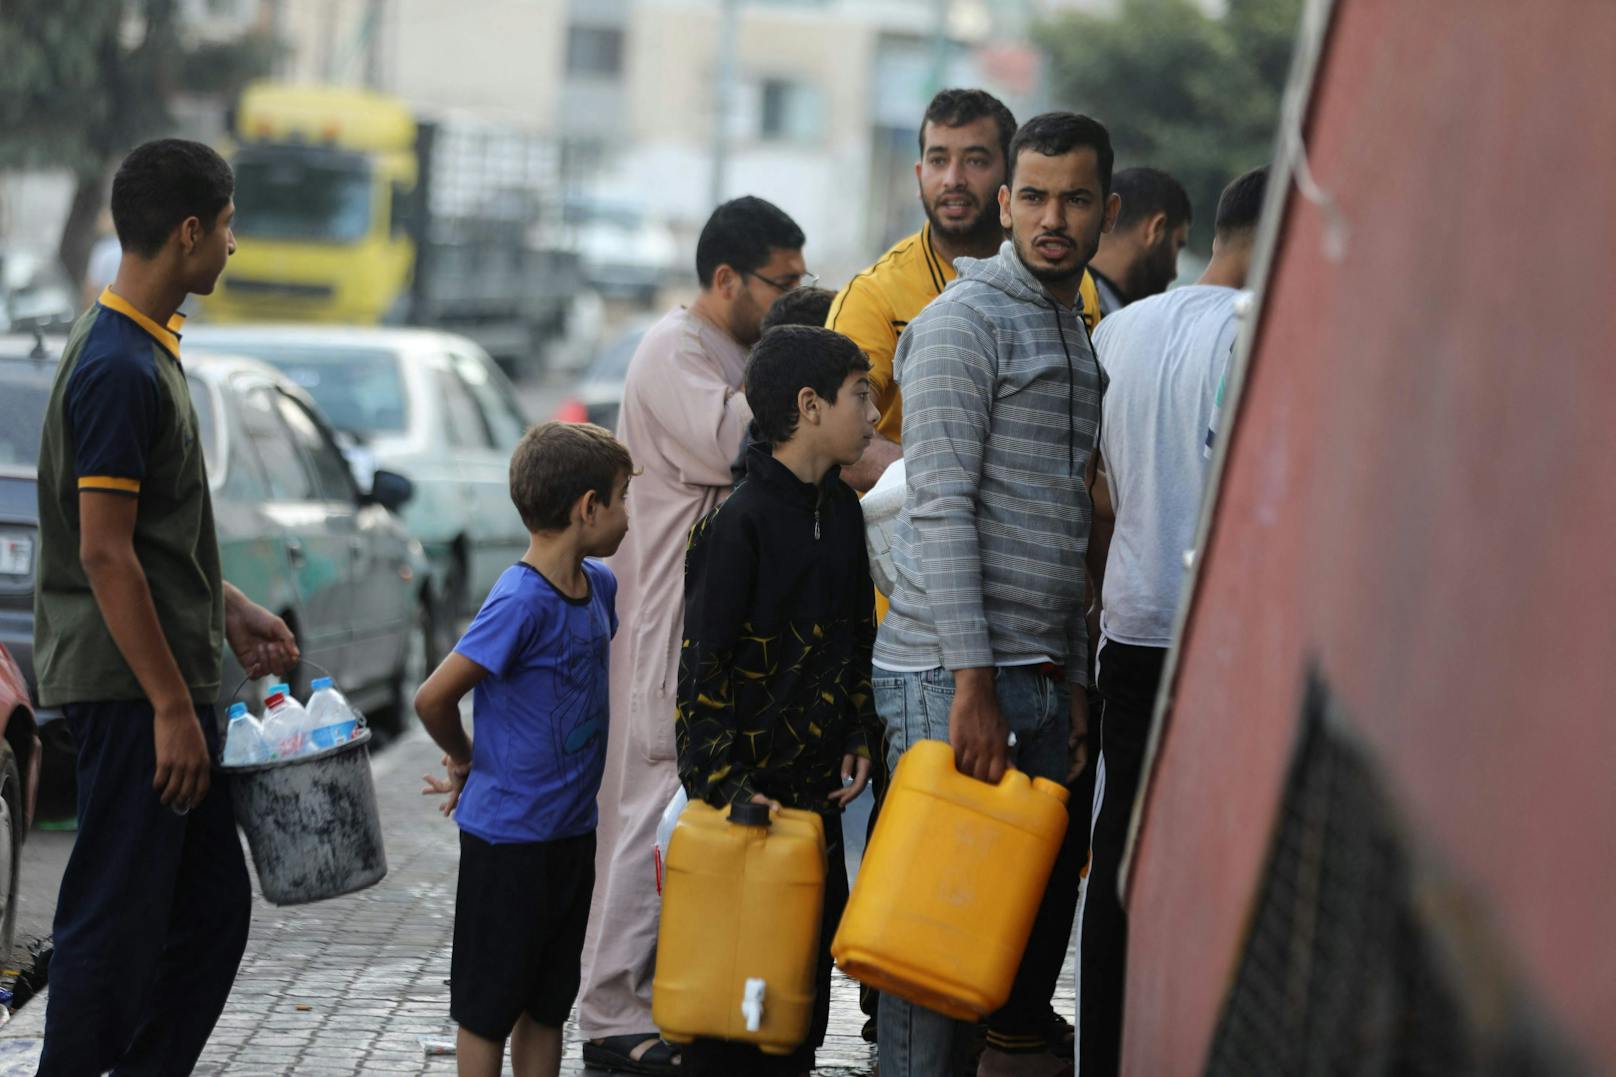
366, 469, 414, 512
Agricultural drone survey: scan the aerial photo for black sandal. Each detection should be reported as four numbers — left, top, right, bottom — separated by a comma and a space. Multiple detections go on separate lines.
583, 1033, 683, 1074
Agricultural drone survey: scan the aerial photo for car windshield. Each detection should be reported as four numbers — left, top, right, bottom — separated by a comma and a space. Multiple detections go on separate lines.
587, 328, 646, 383
207, 345, 408, 435
232, 149, 374, 243
0, 366, 51, 468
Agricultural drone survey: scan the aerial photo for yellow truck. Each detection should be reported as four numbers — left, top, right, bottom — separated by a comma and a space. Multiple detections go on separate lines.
208, 82, 575, 374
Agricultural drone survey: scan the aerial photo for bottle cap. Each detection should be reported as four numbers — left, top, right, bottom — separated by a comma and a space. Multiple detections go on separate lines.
269, 684, 291, 698
265, 691, 286, 709
311, 676, 334, 691
227, 702, 248, 719
727, 802, 772, 827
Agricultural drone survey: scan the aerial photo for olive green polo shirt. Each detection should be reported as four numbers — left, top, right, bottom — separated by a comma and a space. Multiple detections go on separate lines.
32, 288, 224, 706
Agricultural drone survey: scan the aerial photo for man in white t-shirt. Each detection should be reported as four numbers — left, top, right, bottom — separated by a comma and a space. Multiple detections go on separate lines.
1077, 165, 1268, 1076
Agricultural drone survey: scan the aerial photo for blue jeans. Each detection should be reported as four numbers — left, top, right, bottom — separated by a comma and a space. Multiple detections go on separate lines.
870, 666, 1072, 1077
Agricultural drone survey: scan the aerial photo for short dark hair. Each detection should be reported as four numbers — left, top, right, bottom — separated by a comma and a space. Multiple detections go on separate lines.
509, 421, 634, 533
760, 286, 837, 334
1214, 166, 1270, 237
1007, 112, 1115, 195
694, 196, 805, 288
1111, 167, 1193, 234
745, 326, 870, 446
919, 88, 1018, 168
111, 139, 235, 258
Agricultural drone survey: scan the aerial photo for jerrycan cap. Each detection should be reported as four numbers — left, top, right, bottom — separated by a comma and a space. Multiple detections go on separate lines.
727, 802, 773, 827
1031, 777, 1071, 804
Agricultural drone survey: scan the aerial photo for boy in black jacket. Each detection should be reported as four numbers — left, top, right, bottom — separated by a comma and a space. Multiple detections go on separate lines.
675, 324, 881, 1074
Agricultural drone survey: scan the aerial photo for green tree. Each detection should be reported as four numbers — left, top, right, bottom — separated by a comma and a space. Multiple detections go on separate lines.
0, 0, 280, 283
1038, 0, 1303, 253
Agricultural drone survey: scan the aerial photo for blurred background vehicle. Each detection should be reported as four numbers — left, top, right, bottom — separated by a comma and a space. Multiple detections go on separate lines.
0, 641, 41, 954
187, 324, 533, 645
0, 335, 428, 741
566, 200, 678, 307
205, 82, 578, 380
0, 249, 76, 335
550, 315, 654, 433
0, 334, 61, 731
189, 352, 427, 731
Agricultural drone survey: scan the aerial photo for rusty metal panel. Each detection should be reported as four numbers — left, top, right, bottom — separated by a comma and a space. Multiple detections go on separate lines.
1122, 0, 1616, 1071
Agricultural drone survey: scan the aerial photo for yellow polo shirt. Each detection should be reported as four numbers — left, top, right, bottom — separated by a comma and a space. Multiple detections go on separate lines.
827, 223, 1103, 443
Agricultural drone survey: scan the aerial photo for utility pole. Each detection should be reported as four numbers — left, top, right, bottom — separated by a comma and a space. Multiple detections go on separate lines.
709, 0, 740, 209
927, 0, 950, 97
363, 0, 386, 89
320, 0, 339, 83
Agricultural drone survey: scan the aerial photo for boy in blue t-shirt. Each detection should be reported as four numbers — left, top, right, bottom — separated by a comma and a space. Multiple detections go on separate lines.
416, 421, 633, 1077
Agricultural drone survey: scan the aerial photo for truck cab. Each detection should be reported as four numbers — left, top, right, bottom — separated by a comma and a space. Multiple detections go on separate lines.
209, 83, 418, 327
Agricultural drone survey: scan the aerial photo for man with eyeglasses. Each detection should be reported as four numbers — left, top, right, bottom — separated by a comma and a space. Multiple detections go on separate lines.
578, 196, 811, 1077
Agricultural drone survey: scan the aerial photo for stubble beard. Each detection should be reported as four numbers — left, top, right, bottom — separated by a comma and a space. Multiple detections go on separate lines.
1012, 227, 1102, 287
924, 193, 1004, 250
728, 302, 763, 348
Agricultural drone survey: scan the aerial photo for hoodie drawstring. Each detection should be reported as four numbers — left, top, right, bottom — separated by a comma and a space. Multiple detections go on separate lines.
1051, 301, 1078, 474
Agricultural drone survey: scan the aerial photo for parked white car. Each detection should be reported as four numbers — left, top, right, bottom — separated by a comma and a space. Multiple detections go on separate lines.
187, 325, 532, 659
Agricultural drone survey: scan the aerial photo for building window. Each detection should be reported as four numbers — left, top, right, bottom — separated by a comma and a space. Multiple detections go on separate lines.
567, 25, 625, 78
759, 78, 823, 143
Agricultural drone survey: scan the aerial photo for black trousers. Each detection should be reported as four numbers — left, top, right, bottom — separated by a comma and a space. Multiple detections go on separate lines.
1078, 641, 1166, 1076
684, 811, 850, 1075
37, 700, 252, 1077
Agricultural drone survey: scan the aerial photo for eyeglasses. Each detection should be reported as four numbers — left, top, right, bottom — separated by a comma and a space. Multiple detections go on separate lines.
745, 270, 819, 293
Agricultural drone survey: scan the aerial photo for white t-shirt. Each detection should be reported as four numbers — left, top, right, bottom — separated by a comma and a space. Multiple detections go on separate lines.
1095, 285, 1242, 647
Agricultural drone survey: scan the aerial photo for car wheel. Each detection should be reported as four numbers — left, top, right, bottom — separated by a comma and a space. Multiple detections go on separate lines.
381, 597, 432, 733
438, 552, 469, 630
0, 741, 21, 957
423, 583, 454, 672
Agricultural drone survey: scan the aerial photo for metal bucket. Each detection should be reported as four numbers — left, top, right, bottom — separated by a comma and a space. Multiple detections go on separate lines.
221, 729, 387, 906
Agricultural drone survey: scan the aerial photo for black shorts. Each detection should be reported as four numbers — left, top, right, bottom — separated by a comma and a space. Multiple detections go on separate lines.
450, 829, 596, 1040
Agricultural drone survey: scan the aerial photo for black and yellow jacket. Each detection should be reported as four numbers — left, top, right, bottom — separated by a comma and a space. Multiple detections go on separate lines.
675, 444, 879, 811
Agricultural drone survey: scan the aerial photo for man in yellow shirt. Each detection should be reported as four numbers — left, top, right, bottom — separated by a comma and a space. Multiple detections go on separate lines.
829, 88, 1102, 494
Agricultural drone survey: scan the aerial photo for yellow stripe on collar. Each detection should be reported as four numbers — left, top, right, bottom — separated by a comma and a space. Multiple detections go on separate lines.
97, 288, 184, 360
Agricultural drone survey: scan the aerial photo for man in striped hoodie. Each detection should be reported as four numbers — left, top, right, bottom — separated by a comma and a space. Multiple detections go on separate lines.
873, 112, 1120, 1077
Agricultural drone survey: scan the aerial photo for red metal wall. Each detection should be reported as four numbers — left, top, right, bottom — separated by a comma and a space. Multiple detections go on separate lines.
1122, 1, 1616, 1070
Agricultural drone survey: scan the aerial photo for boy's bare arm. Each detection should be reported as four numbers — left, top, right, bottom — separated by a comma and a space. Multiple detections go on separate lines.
414, 652, 488, 765
80, 493, 302, 810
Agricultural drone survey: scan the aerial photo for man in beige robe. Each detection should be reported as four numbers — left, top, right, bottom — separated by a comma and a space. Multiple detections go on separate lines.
580, 196, 811, 1074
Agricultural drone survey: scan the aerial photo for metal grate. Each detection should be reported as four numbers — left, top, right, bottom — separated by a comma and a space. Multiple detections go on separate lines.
1205, 670, 1585, 1076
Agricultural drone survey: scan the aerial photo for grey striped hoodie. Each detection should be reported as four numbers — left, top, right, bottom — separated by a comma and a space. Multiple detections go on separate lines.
874, 240, 1102, 688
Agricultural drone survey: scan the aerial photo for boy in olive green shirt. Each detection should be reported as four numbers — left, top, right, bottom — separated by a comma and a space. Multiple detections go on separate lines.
33, 139, 298, 1076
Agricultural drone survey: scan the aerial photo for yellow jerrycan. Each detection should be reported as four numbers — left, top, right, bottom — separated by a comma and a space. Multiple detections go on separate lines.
832, 739, 1069, 1020
653, 799, 826, 1054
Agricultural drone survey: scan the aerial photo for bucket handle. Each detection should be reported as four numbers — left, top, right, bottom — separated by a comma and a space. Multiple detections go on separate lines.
226, 658, 369, 733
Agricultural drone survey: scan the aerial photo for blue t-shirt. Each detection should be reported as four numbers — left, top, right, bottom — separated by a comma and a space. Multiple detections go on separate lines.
452, 560, 618, 843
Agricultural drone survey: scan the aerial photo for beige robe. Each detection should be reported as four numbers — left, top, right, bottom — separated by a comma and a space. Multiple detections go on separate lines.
578, 306, 751, 1038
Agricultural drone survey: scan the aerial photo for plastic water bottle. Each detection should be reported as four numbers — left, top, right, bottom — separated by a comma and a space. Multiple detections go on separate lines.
305, 677, 359, 750
261, 691, 311, 758
222, 702, 269, 766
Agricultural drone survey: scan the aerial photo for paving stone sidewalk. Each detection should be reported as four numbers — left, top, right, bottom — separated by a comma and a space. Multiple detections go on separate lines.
0, 726, 1076, 1075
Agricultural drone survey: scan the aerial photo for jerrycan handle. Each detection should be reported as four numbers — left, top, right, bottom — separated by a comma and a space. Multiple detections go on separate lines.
728, 802, 773, 827
1030, 776, 1071, 804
